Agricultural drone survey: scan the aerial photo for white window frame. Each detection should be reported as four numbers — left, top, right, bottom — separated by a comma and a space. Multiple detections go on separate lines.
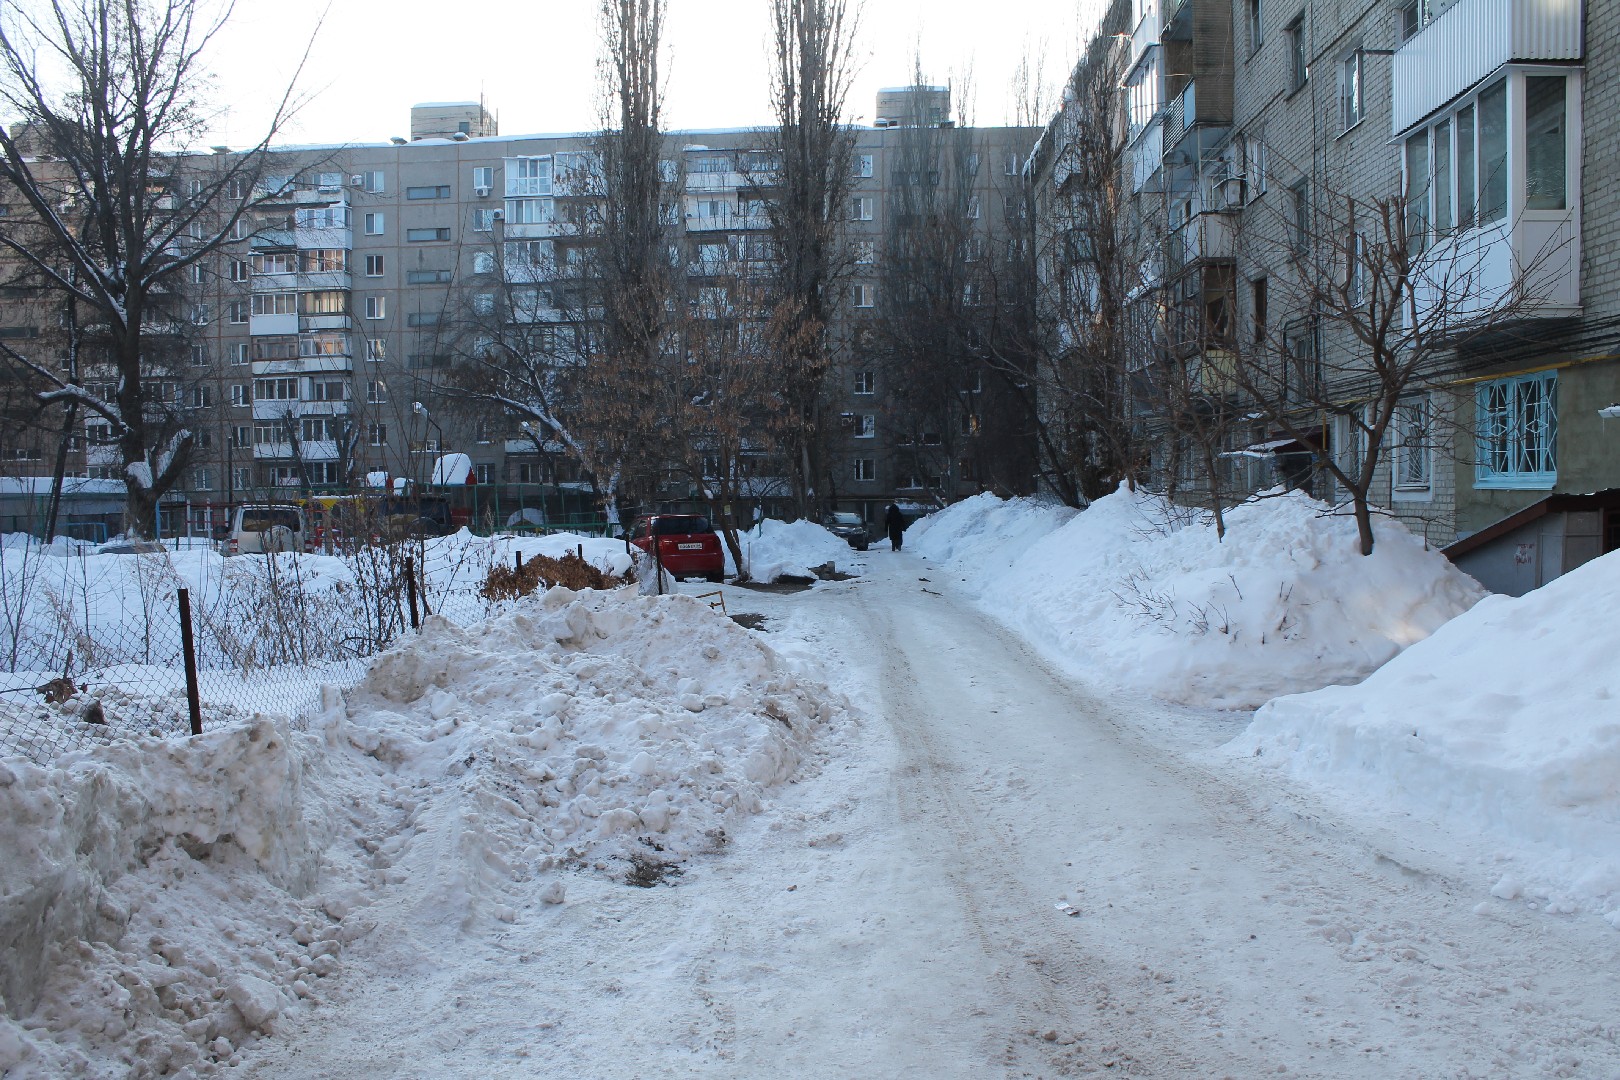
1392, 394, 1433, 496
365, 296, 386, 320
852, 196, 874, 221
854, 414, 875, 439
853, 370, 875, 395
364, 254, 384, 276
852, 458, 876, 482
855, 154, 874, 178
364, 212, 384, 235
1340, 48, 1365, 132
852, 283, 875, 308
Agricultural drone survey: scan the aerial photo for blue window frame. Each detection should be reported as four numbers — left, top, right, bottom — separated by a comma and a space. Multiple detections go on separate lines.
1475, 370, 1556, 489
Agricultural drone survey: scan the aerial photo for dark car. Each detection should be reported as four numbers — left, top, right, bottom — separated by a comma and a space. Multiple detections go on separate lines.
823, 512, 870, 551
627, 514, 725, 583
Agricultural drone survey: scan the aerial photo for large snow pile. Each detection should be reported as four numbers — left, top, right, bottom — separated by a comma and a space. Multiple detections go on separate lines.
1232, 549, 1620, 923
0, 586, 843, 1077
725, 518, 854, 583
910, 487, 1483, 707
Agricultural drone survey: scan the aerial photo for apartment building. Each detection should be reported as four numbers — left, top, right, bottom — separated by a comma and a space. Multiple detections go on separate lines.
0, 96, 1037, 537
1040, 0, 1618, 568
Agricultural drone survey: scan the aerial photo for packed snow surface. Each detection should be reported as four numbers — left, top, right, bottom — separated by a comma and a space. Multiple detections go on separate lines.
0, 585, 842, 1077
1233, 547, 1620, 923
909, 488, 1484, 708
724, 518, 852, 583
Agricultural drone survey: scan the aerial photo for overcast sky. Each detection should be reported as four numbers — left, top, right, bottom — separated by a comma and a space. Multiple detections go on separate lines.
202, 0, 1103, 147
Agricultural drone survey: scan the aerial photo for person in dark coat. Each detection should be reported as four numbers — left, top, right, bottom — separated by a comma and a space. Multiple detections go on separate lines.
884, 503, 905, 552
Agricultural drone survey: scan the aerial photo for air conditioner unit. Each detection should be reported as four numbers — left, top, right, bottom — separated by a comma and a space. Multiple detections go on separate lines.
350, 174, 365, 187
474, 185, 491, 198
491, 209, 504, 221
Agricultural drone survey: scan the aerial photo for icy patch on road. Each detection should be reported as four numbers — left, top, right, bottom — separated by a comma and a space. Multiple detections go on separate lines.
910, 487, 1482, 708
1232, 548, 1620, 920
0, 586, 844, 1077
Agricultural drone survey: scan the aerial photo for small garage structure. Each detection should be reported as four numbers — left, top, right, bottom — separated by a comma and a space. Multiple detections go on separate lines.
1443, 490, 1620, 596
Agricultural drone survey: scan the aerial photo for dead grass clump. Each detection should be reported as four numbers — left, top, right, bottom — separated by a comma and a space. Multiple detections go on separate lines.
480, 552, 626, 601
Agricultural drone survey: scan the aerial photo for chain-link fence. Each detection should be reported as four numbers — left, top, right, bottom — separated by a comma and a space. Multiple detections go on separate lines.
0, 533, 603, 765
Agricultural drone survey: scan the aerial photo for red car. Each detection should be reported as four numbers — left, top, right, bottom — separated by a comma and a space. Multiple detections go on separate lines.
627, 514, 726, 583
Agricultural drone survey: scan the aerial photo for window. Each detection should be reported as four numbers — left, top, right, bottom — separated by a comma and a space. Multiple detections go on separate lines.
251, 292, 296, 316
229, 259, 250, 282
852, 458, 876, 482
506, 198, 554, 224
299, 291, 345, 315
294, 206, 348, 230
365, 254, 384, 277
1479, 79, 1507, 223
365, 296, 386, 320
254, 378, 299, 401
1251, 277, 1268, 342
1405, 130, 1431, 254
364, 212, 384, 235
1247, 0, 1263, 51
1004, 152, 1020, 176
406, 185, 451, 200
231, 466, 252, 491
854, 154, 874, 178
506, 156, 553, 197
229, 217, 250, 240
852, 283, 875, 308
300, 249, 347, 273
853, 370, 875, 395
193, 468, 213, 491
302, 417, 334, 442
187, 384, 212, 409
966, 195, 980, 220
363, 170, 385, 193
365, 338, 387, 361
233, 343, 250, 365
1340, 49, 1364, 131
1434, 119, 1454, 233
1525, 76, 1568, 211
1400, 0, 1422, 40
1477, 371, 1556, 488
852, 196, 874, 221
1393, 396, 1431, 490
472, 166, 494, 191
366, 379, 387, 403
188, 263, 205, 284
1247, 137, 1269, 200
230, 383, 249, 407
309, 378, 348, 402
473, 293, 495, 316
228, 301, 249, 323
475, 463, 495, 485
853, 414, 875, 439
252, 252, 294, 275
473, 208, 499, 232
190, 344, 208, 367
406, 227, 451, 242
852, 239, 875, 264
231, 425, 251, 448
474, 251, 496, 274
406, 269, 453, 284
368, 423, 387, 447
1286, 16, 1307, 92
407, 312, 440, 328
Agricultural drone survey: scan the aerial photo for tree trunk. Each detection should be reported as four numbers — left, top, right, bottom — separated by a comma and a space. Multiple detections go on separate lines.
43, 401, 79, 543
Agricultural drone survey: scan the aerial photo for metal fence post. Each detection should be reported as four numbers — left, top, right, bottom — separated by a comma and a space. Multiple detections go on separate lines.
405, 556, 420, 630
515, 550, 523, 571
176, 588, 203, 736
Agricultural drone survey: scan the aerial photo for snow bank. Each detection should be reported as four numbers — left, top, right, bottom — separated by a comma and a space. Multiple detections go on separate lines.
911, 487, 1483, 707
1231, 549, 1620, 922
725, 519, 853, 583
0, 586, 844, 1076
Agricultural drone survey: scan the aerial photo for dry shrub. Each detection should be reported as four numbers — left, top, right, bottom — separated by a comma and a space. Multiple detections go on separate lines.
480, 553, 626, 601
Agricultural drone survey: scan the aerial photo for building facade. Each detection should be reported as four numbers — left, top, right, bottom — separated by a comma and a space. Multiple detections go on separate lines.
0, 96, 1036, 537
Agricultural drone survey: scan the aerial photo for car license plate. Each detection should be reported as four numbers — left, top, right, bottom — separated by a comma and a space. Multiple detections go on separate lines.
677, 542, 702, 550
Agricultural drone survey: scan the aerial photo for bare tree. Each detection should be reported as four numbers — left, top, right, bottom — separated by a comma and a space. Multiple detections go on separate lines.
762, 0, 860, 517
1230, 165, 1568, 554
0, 0, 312, 537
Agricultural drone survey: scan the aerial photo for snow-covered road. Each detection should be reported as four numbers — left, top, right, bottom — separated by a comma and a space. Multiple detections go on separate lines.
241, 550, 1620, 1078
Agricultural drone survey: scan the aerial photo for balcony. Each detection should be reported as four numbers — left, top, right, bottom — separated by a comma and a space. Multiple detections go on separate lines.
300, 270, 351, 291
1410, 215, 1580, 327
250, 229, 296, 251
685, 171, 745, 193
251, 399, 353, 421
1392, 0, 1582, 134
252, 271, 296, 292
1131, 117, 1164, 194
249, 312, 298, 336
299, 314, 351, 333
685, 206, 769, 233
1168, 210, 1236, 272
252, 440, 340, 462
1129, 0, 1160, 73
295, 224, 351, 251
251, 356, 352, 377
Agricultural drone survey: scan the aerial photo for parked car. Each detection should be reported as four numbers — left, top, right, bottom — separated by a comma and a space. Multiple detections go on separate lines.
626, 514, 725, 583
823, 512, 870, 551
228, 504, 307, 555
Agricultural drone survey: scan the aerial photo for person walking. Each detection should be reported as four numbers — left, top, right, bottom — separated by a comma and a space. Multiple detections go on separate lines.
884, 503, 905, 552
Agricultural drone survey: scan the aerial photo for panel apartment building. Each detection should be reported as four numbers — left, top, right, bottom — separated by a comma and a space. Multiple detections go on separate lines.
1039, 0, 1617, 573
0, 94, 1036, 538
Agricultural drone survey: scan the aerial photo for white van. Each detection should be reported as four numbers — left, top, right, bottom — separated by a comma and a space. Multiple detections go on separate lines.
228, 503, 308, 555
